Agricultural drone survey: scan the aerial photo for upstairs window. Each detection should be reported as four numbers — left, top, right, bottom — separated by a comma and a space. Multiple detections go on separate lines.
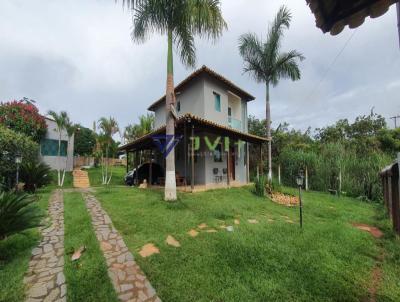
214, 92, 221, 112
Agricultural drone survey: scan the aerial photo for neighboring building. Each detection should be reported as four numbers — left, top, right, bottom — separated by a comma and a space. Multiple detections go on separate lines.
39, 117, 74, 172
119, 66, 267, 191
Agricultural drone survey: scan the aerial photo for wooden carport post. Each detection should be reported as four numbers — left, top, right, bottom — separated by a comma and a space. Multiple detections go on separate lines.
184, 120, 188, 191
226, 138, 230, 187
149, 149, 153, 186
126, 150, 129, 174
191, 123, 195, 192
135, 150, 139, 186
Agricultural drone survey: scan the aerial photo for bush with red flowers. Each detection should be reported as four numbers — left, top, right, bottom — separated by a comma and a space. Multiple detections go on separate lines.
0, 100, 47, 142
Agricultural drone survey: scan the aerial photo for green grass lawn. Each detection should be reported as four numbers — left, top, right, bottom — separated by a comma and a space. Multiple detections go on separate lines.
49, 170, 73, 188
85, 166, 126, 187
0, 187, 52, 302
94, 186, 400, 302
63, 192, 118, 302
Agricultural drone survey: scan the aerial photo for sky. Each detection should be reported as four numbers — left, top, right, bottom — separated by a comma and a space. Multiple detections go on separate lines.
1, 0, 399, 137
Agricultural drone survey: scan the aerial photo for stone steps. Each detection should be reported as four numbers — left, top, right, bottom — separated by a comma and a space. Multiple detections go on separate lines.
73, 169, 90, 188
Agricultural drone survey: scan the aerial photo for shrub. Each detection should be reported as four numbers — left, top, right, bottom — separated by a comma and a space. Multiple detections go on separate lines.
0, 126, 38, 189
254, 175, 267, 197
0, 191, 43, 240
0, 100, 47, 143
20, 160, 52, 193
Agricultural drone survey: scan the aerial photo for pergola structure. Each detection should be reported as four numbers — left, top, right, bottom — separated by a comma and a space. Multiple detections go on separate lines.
307, 0, 399, 35
119, 113, 268, 192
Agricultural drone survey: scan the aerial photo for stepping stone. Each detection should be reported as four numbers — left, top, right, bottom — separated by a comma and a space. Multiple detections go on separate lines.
234, 219, 240, 225
188, 229, 199, 237
166, 235, 180, 247
198, 223, 207, 229
139, 244, 160, 258
205, 229, 217, 233
286, 220, 295, 224
248, 219, 259, 224
268, 218, 274, 222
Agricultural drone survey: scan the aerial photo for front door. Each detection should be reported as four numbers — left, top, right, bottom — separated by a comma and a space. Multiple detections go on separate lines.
229, 147, 235, 181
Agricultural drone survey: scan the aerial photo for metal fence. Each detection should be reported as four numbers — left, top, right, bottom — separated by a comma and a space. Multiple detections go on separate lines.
380, 153, 400, 235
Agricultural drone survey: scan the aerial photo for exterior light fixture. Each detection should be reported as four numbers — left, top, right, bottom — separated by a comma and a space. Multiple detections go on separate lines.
296, 169, 304, 228
15, 152, 22, 190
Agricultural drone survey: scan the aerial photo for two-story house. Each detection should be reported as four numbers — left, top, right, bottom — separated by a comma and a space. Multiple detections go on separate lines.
120, 66, 267, 191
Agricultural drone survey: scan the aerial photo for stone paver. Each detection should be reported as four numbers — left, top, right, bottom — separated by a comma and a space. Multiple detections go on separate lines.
83, 192, 160, 302
24, 190, 66, 302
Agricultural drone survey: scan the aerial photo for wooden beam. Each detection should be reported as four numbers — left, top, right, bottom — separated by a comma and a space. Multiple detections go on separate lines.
246, 142, 250, 183
184, 120, 187, 190
227, 143, 230, 187
149, 150, 153, 186
191, 124, 195, 192
126, 151, 129, 174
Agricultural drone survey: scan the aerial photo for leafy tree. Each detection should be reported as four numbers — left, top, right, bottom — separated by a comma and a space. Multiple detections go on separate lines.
239, 5, 304, 181
0, 126, 39, 190
74, 125, 96, 156
98, 117, 119, 185
131, 0, 226, 201
0, 100, 47, 143
47, 111, 70, 186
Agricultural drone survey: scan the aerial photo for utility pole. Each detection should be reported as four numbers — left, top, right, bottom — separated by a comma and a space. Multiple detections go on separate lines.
397, 3, 400, 48
390, 115, 400, 128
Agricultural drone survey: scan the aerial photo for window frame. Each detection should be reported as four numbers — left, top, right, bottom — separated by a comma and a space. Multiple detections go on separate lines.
213, 92, 221, 112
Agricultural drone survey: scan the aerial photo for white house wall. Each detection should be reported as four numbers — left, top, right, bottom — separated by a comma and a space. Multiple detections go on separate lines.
39, 118, 74, 172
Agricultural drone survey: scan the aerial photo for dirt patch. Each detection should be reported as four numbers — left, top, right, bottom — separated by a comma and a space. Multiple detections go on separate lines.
166, 235, 180, 247
139, 243, 160, 258
352, 223, 383, 239
271, 192, 299, 207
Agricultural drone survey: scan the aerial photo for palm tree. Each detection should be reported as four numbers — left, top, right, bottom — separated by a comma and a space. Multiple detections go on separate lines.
98, 117, 119, 185
124, 114, 154, 142
64, 121, 77, 185
131, 0, 226, 201
47, 110, 69, 186
239, 5, 304, 182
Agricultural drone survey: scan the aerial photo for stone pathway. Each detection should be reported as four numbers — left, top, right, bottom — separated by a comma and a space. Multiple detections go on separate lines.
24, 190, 66, 302
82, 192, 160, 302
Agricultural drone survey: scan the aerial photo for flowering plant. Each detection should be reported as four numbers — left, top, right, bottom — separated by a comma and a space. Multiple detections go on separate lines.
0, 100, 47, 142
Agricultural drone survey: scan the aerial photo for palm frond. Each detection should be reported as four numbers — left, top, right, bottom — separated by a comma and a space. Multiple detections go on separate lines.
272, 50, 304, 86
174, 24, 196, 68
238, 33, 266, 83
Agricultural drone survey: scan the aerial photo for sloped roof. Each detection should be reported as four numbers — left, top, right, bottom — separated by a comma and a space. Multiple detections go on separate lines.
147, 65, 255, 111
307, 0, 398, 35
119, 113, 268, 151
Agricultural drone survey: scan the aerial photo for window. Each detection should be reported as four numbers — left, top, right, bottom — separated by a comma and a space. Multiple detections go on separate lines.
214, 92, 221, 112
213, 143, 223, 162
177, 101, 181, 112
40, 139, 68, 156
228, 107, 232, 117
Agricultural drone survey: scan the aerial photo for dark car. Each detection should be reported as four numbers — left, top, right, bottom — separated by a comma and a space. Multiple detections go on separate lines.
125, 162, 164, 186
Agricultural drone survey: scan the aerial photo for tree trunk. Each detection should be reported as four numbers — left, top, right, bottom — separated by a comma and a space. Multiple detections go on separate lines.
266, 83, 272, 181
58, 131, 61, 186
164, 29, 177, 201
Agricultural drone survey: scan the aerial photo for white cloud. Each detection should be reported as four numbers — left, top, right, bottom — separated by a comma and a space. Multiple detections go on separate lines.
0, 0, 399, 133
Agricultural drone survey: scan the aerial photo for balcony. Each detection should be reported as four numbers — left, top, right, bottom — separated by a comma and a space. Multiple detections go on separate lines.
228, 117, 242, 131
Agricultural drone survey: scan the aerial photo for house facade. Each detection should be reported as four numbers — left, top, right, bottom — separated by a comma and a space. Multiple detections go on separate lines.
39, 117, 74, 172
120, 66, 267, 190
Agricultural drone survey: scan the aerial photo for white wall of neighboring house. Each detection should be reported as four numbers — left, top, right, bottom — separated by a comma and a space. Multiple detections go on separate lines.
39, 118, 74, 172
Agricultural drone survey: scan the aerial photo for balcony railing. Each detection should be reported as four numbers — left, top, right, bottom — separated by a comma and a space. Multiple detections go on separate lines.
228, 117, 242, 131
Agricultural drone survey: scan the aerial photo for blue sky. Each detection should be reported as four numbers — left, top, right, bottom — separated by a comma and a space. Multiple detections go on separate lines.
0, 0, 399, 135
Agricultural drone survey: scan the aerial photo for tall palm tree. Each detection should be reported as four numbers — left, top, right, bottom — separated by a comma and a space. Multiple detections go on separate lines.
98, 117, 119, 185
239, 5, 304, 182
47, 110, 69, 186
125, 114, 154, 142
131, 0, 226, 201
